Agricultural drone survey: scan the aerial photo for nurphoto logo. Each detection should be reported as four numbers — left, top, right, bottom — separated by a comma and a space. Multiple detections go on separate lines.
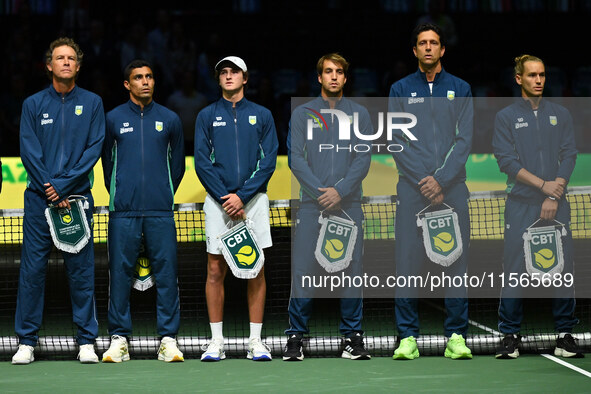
305, 108, 418, 153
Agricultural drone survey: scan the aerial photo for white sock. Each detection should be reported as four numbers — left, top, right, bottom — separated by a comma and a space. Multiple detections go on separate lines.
210, 322, 223, 341
249, 322, 263, 340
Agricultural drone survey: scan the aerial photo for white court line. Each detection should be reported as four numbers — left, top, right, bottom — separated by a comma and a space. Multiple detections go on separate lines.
467, 318, 501, 336
423, 300, 591, 377
541, 354, 591, 378
423, 300, 501, 336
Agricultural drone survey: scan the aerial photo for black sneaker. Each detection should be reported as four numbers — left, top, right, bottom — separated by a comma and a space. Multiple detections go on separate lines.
495, 334, 521, 359
341, 332, 371, 360
555, 334, 585, 358
283, 334, 304, 361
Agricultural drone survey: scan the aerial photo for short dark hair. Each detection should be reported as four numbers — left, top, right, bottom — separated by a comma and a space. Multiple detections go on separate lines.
44, 37, 83, 80
411, 23, 445, 48
123, 59, 153, 81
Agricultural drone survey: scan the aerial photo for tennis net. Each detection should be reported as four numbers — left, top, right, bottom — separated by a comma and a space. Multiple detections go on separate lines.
0, 187, 589, 359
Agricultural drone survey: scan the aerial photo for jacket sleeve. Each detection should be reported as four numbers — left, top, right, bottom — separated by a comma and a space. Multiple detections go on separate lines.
50, 97, 106, 197
19, 98, 52, 193
388, 84, 431, 186
433, 88, 474, 188
556, 109, 577, 181
235, 110, 278, 205
492, 110, 522, 178
101, 113, 115, 193
169, 114, 185, 193
287, 108, 325, 200
333, 107, 372, 199
194, 110, 229, 205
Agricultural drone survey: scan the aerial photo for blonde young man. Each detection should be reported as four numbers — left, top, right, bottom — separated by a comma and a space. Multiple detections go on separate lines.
493, 55, 582, 359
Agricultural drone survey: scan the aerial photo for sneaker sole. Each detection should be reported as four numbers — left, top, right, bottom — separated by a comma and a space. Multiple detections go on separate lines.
392, 351, 419, 360
495, 349, 519, 359
282, 355, 304, 361
79, 357, 99, 364
158, 354, 184, 362
102, 354, 130, 363
554, 348, 584, 358
12, 357, 34, 365
444, 350, 473, 359
201, 354, 226, 362
247, 354, 272, 361
341, 351, 371, 360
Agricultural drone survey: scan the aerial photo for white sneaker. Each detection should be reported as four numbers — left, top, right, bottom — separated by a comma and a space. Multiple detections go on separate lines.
78, 344, 99, 363
201, 338, 225, 362
12, 344, 34, 365
247, 338, 272, 361
158, 336, 184, 362
102, 335, 130, 363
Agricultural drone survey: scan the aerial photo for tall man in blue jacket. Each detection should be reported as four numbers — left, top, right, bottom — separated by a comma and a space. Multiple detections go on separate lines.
389, 23, 473, 360
493, 55, 583, 359
283, 53, 372, 361
101, 60, 185, 363
195, 56, 278, 361
13, 37, 104, 365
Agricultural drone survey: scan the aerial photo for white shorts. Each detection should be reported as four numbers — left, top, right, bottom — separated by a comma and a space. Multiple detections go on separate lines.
204, 192, 272, 255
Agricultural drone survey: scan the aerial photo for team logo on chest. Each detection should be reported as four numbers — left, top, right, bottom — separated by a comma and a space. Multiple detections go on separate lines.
75, 105, 83, 116
549, 116, 557, 126
155, 121, 163, 132
213, 116, 226, 127
41, 113, 54, 125
447, 90, 455, 101
120, 122, 133, 134
515, 117, 528, 129
408, 92, 424, 104
249, 115, 257, 125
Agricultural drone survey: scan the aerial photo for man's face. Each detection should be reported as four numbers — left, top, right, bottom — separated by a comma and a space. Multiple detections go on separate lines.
219, 67, 246, 93
413, 30, 445, 70
47, 45, 80, 81
318, 60, 347, 96
124, 66, 155, 102
516, 61, 545, 98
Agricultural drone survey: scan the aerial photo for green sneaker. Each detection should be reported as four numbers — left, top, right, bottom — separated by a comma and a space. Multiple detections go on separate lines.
445, 333, 473, 359
393, 336, 419, 360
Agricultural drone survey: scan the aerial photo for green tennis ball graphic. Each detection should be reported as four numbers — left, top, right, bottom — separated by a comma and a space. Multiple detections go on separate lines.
432, 232, 455, 253
324, 239, 344, 259
534, 248, 555, 269
235, 245, 256, 266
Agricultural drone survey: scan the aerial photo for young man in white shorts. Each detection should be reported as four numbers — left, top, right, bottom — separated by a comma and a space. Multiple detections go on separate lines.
194, 56, 279, 361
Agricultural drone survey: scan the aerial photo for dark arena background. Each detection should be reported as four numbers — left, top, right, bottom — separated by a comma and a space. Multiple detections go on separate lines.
1, 2, 591, 388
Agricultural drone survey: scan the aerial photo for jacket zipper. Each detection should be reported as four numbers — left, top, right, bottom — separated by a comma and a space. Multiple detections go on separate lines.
535, 111, 545, 178
58, 95, 66, 172
233, 106, 240, 187
141, 110, 145, 213
430, 84, 440, 169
